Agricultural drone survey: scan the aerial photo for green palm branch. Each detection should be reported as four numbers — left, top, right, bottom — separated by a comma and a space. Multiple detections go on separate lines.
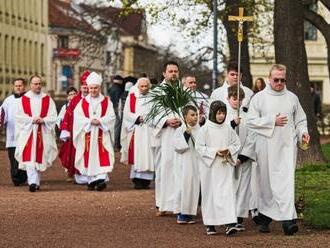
144, 80, 198, 126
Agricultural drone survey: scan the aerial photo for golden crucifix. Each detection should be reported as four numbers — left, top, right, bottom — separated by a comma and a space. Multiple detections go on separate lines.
228, 8, 253, 179
228, 7, 253, 118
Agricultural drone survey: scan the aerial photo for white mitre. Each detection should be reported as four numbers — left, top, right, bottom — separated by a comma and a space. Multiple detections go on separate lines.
86, 72, 102, 86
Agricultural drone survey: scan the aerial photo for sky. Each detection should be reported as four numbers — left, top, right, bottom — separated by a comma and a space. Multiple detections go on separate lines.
76, 0, 226, 70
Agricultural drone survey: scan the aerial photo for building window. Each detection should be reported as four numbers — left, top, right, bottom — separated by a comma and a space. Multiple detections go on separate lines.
61, 65, 73, 91
304, 21, 317, 41
4, 35, 9, 67
58, 36, 69, 49
106, 51, 111, 65
23, 39, 27, 73
304, 4, 318, 41
11, 36, 16, 72
41, 43, 44, 75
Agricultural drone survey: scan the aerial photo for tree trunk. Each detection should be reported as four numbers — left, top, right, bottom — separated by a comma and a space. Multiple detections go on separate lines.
274, 0, 325, 164
222, 0, 253, 88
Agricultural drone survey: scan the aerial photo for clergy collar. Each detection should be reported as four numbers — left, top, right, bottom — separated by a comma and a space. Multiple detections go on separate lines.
25, 90, 45, 98
225, 81, 245, 89
14, 92, 25, 98
85, 94, 104, 103
265, 83, 287, 96
206, 119, 226, 128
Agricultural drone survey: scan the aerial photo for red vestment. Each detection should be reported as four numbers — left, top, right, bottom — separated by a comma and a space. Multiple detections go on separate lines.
127, 92, 136, 164
58, 92, 82, 176
21, 95, 50, 163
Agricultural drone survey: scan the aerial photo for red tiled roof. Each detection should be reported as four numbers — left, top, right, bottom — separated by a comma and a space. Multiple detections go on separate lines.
80, 4, 145, 37
49, 0, 96, 33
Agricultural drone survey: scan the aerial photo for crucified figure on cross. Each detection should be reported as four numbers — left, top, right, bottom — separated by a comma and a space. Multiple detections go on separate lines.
228, 7, 254, 119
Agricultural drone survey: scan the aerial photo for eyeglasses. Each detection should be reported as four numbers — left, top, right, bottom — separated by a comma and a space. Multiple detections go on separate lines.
273, 78, 286, 83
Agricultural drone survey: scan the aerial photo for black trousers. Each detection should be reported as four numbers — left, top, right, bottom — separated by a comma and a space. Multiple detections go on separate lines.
7, 147, 27, 185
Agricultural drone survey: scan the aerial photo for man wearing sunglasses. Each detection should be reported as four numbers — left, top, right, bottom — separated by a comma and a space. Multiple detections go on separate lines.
246, 64, 310, 236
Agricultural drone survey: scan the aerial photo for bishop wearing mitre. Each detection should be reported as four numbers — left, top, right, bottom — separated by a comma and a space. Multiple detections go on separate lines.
73, 72, 116, 191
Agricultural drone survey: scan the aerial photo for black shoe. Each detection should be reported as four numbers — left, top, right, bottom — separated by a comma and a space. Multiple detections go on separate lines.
225, 226, 238, 236
259, 224, 271, 233
206, 226, 217, 235
36, 186, 40, 191
87, 181, 97, 191
258, 213, 272, 223
141, 179, 151, 189
237, 217, 244, 224
252, 215, 263, 226
96, 180, 107, 191
282, 221, 298, 236
133, 179, 144, 190
14, 182, 21, 186
29, 184, 37, 192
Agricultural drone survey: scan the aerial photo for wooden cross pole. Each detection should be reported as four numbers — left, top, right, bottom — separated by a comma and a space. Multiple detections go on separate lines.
228, 7, 254, 118
228, 8, 253, 179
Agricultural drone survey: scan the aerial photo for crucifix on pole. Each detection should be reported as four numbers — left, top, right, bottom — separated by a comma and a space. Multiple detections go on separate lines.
228, 7, 253, 118
228, 7, 253, 179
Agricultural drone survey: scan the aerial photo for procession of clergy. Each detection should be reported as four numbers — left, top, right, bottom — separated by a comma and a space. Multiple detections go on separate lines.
0, 60, 310, 237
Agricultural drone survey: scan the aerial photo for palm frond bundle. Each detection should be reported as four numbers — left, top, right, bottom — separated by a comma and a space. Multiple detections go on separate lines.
144, 80, 198, 126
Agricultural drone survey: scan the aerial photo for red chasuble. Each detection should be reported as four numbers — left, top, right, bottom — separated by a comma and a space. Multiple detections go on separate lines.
81, 97, 110, 168
128, 93, 136, 164
21, 95, 50, 164
59, 92, 82, 176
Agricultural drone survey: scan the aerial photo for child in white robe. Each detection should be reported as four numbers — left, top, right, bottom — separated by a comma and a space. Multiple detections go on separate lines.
196, 100, 241, 236
226, 85, 258, 231
173, 105, 200, 224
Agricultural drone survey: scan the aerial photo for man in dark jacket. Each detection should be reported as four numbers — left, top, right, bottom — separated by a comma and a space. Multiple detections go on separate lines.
108, 75, 124, 151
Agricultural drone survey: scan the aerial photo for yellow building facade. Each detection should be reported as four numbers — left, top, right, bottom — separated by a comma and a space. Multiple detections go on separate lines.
0, 0, 48, 101
250, 2, 329, 104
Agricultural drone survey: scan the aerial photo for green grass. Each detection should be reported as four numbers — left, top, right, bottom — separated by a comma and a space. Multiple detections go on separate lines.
295, 144, 330, 229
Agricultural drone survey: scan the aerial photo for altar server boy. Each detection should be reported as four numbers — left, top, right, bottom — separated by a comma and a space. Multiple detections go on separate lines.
173, 105, 200, 224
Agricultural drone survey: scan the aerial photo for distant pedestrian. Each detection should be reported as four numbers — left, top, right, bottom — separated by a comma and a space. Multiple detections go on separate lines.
108, 75, 124, 151
310, 83, 321, 118
252, 78, 266, 94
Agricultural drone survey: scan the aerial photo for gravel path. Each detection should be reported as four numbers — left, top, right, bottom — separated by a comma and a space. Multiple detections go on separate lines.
0, 151, 329, 248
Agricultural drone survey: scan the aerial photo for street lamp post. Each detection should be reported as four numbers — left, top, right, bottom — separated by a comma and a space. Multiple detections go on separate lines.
212, 0, 218, 91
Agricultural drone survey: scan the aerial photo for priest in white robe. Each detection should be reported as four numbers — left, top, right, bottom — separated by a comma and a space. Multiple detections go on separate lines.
210, 62, 253, 110
15, 76, 58, 192
246, 64, 310, 236
196, 101, 241, 236
73, 72, 116, 191
121, 77, 155, 189
154, 61, 182, 215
